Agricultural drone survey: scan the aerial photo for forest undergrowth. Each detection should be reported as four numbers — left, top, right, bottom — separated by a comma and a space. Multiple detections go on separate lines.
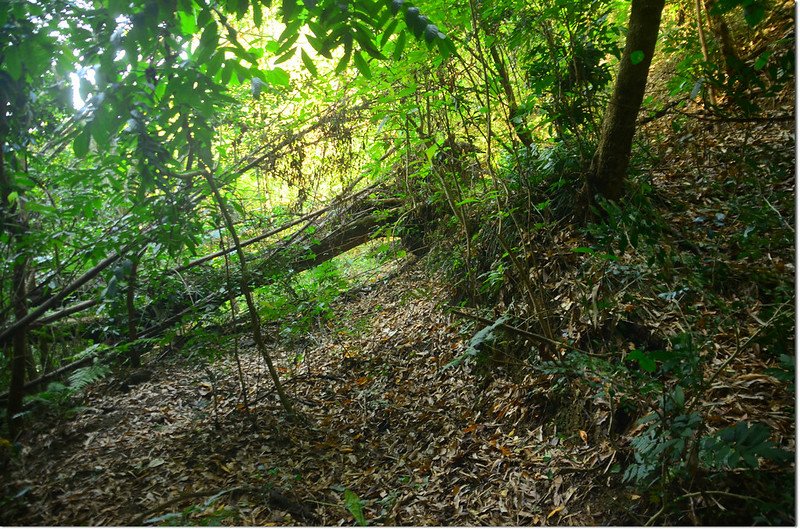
1, 99, 795, 525
0, 0, 795, 525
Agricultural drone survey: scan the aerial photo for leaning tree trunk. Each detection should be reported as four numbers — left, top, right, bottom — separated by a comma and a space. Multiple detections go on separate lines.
204, 171, 296, 418
587, 0, 666, 202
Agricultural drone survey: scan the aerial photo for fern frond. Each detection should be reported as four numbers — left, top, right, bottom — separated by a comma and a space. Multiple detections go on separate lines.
68, 363, 110, 391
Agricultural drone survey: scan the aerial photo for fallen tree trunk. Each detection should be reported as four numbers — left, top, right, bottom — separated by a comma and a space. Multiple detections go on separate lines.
0, 247, 132, 346
0, 353, 96, 405
2, 191, 406, 400
142, 194, 404, 333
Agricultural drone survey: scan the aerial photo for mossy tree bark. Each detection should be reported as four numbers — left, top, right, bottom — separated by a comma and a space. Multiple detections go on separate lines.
587, 0, 666, 202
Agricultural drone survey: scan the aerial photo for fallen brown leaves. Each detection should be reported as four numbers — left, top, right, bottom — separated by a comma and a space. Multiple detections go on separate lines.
2, 265, 629, 526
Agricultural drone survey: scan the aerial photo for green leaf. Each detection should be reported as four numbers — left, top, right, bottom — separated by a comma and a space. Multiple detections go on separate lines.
253, 2, 263, 27
571, 247, 594, 254
353, 52, 372, 79
5, 46, 22, 79
335, 48, 351, 73
392, 30, 406, 60
196, 22, 218, 63
264, 67, 290, 87
300, 49, 318, 76
743, 2, 765, 26
178, 9, 197, 35
630, 50, 645, 65
753, 50, 771, 70
274, 46, 296, 64
73, 128, 91, 157
436, 36, 455, 60
626, 350, 656, 373
673, 385, 685, 408
282, 0, 299, 22
275, 30, 300, 56
91, 105, 116, 149
380, 19, 399, 47
343, 489, 367, 526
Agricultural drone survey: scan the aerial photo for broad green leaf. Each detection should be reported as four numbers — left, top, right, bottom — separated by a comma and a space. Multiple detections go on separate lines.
436, 36, 456, 59
91, 105, 116, 149
300, 49, 318, 76
343, 489, 367, 526
380, 19, 399, 47
392, 30, 406, 60
196, 22, 218, 63
754, 50, 771, 70
253, 2, 263, 26
282, 0, 299, 21
275, 30, 300, 56
336, 46, 352, 73
274, 46, 296, 64
5, 46, 22, 79
178, 9, 196, 35
264, 67, 290, 87
743, 2, 765, 26
673, 385, 684, 408
73, 128, 91, 157
626, 350, 656, 373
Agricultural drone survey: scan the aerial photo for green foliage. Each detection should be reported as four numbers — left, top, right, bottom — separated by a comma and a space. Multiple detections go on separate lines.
662, 0, 793, 113
498, 0, 621, 145
624, 410, 703, 486
588, 187, 668, 256
18, 361, 110, 420
143, 490, 240, 526
343, 489, 368, 526
68, 363, 111, 391
700, 422, 791, 470
445, 315, 509, 369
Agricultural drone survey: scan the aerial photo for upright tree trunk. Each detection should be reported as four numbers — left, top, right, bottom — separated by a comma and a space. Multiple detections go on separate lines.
488, 45, 532, 148
126, 257, 140, 367
587, 0, 666, 202
704, 0, 740, 81
8, 258, 29, 437
694, 0, 717, 105
0, 148, 29, 437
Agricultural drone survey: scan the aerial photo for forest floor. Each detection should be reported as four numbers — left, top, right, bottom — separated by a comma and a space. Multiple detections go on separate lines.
2, 263, 627, 526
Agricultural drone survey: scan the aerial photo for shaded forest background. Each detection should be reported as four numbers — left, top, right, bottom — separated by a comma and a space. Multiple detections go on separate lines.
0, 0, 795, 525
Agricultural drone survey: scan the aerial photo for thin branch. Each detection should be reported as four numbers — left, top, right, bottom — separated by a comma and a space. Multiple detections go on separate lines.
676, 109, 794, 123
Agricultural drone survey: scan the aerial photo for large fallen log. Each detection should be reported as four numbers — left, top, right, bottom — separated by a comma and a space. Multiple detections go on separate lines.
137, 194, 404, 334
2, 191, 406, 400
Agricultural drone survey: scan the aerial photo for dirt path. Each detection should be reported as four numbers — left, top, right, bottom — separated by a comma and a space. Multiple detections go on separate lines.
2, 265, 622, 525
